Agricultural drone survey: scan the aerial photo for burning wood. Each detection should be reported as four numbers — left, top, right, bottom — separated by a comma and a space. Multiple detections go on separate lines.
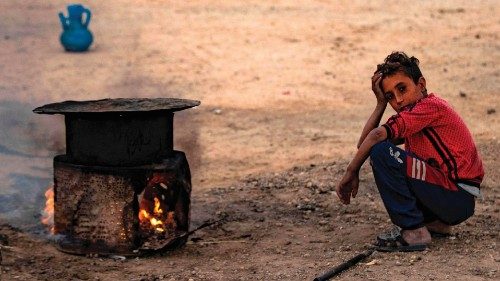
139, 174, 180, 235
138, 197, 177, 234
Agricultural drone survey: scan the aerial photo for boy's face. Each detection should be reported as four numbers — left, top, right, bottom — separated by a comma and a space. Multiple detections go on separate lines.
381, 71, 426, 113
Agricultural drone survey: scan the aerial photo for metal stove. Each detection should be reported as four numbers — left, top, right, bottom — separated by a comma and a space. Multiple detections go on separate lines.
34, 98, 200, 256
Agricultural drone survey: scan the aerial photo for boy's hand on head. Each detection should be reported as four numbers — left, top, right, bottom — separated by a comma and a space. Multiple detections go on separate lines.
336, 170, 359, 205
372, 72, 386, 105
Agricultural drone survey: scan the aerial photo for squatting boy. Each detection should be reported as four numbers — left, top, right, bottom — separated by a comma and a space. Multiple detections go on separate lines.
336, 52, 484, 251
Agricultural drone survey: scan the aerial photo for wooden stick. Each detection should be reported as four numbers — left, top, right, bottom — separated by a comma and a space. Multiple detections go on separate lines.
313, 249, 375, 281
187, 240, 248, 245
185, 218, 225, 237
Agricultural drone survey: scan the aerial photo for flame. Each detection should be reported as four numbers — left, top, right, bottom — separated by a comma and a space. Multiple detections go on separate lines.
139, 209, 150, 220
139, 176, 177, 234
41, 186, 55, 234
139, 196, 169, 233
153, 197, 163, 216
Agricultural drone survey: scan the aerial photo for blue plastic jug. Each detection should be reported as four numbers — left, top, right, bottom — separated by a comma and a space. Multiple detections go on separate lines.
58, 4, 93, 52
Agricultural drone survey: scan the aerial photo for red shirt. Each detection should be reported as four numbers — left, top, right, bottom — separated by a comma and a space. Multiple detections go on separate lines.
383, 93, 484, 186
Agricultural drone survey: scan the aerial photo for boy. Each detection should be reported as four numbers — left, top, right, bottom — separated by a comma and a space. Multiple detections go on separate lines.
336, 52, 484, 252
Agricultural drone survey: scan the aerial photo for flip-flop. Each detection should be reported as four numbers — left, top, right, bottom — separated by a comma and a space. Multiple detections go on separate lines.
375, 227, 428, 252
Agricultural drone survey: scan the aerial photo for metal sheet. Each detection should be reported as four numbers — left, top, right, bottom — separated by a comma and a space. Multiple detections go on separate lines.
33, 98, 200, 114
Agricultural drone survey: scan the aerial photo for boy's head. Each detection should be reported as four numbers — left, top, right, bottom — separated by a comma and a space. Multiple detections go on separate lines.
376, 52, 427, 112
376, 52, 423, 84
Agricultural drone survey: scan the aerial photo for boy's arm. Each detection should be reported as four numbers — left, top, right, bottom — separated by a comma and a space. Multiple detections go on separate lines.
357, 103, 387, 148
337, 126, 388, 204
357, 72, 388, 148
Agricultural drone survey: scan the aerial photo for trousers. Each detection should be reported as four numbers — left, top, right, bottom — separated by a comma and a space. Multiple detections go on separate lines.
370, 141, 475, 230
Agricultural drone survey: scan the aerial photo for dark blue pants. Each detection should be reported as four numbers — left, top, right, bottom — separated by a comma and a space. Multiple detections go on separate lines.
370, 141, 475, 230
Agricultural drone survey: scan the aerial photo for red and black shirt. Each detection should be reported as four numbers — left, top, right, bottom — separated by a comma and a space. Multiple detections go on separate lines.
382, 93, 484, 187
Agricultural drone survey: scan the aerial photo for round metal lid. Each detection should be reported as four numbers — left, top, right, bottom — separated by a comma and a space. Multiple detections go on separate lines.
33, 98, 200, 114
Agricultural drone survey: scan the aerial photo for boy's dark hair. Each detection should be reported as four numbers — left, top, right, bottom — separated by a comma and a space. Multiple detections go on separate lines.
376, 52, 423, 84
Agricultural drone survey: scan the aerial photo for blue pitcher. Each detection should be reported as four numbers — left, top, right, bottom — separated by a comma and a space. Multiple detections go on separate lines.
58, 4, 93, 52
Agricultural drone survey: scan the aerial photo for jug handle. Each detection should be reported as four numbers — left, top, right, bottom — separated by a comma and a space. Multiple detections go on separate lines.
58, 12, 68, 30
83, 8, 92, 28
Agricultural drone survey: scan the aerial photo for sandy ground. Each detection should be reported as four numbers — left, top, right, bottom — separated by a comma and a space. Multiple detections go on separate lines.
0, 0, 499, 280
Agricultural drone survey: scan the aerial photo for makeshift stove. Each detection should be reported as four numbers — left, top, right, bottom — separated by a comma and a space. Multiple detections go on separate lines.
34, 98, 200, 256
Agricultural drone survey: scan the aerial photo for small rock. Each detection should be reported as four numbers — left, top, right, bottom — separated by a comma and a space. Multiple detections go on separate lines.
110, 255, 126, 261
487, 108, 496, 114
318, 188, 329, 194
409, 255, 422, 263
365, 259, 379, 266
459, 91, 467, 98
213, 108, 222, 115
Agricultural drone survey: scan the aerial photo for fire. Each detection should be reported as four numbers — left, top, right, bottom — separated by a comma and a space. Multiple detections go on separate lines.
41, 186, 55, 234
139, 196, 171, 233
139, 176, 177, 234
153, 197, 163, 215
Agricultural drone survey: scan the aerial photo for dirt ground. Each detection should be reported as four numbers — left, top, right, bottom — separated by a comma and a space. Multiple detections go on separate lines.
0, 0, 499, 280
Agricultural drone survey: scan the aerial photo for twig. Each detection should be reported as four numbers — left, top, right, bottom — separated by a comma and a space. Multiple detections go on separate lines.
0, 245, 15, 251
175, 217, 226, 241
313, 249, 375, 281
185, 218, 225, 237
187, 240, 248, 245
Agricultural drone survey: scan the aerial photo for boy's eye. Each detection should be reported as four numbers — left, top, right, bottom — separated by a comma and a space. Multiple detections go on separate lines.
398, 85, 406, 93
385, 93, 394, 100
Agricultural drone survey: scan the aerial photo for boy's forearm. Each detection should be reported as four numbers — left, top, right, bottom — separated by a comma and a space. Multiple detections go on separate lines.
349, 127, 387, 173
357, 103, 387, 148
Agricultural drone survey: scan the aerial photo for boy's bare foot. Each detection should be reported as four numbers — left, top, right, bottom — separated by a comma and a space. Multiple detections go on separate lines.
401, 226, 432, 245
426, 220, 452, 235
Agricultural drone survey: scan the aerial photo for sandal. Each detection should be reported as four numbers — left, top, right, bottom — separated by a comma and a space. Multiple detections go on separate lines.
375, 227, 428, 252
